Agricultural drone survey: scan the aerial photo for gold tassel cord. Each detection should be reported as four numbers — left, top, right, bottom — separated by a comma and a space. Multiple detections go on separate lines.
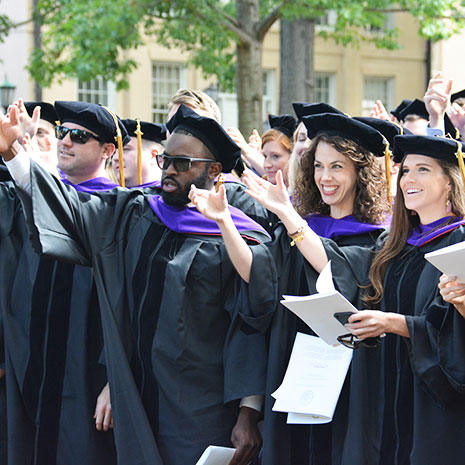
455, 140, 465, 190
383, 137, 392, 207
135, 119, 143, 186
216, 173, 225, 193
103, 106, 125, 187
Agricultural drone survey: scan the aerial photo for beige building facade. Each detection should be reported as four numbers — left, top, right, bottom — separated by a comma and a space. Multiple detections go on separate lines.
0, 3, 430, 129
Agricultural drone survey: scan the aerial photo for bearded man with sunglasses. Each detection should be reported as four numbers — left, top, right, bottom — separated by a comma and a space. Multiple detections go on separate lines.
0, 101, 130, 465
0, 103, 276, 465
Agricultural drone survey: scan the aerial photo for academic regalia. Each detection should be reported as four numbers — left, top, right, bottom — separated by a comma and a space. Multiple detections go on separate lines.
257, 216, 386, 465
0, 181, 23, 465
1, 176, 119, 465
17, 160, 276, 465
321, 218, 465, 465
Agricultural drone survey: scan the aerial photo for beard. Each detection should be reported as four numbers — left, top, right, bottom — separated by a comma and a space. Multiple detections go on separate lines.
161, 166, 210, 206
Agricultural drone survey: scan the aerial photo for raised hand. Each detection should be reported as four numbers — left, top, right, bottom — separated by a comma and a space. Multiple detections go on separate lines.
14, 98, 40, 141
242, 169, 291, 216
248, 129, 262, 153
449, 102, 465, 140
0, 105, 22, 155
189, 184, 230, 223
369, 100, 390, 121
424, 72, 452, 126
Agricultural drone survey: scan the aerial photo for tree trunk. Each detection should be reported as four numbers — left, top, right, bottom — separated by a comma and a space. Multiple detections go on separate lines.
236, 0, 262, 137
33, 0, 42, 100
279, 18, 315, 115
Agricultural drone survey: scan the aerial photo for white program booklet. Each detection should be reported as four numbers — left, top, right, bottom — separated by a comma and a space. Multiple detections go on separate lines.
280, 261, 358, 345
272, 332, 352, 424
425, 240, 465, 282
195, 446, 236, 465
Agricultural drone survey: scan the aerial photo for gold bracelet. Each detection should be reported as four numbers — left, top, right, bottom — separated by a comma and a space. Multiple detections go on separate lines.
289, 224, 306, 246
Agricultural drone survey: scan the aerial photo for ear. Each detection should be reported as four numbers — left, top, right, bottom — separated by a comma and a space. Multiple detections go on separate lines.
208, 162, 222, 180
102, 143, 116, 160
150, 147, 162, 166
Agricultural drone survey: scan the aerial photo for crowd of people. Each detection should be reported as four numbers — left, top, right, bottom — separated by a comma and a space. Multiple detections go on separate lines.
0, 72, 465, 465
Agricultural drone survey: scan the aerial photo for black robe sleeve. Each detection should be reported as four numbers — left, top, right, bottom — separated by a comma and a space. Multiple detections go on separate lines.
18, 160, 140, 265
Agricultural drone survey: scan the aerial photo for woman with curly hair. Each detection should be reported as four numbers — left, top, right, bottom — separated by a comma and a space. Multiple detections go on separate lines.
293, 129, 390, 246
190, 113, 393, 465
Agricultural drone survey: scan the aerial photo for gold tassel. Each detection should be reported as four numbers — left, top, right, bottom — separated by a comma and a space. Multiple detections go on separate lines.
103, 106, 125, 187
383, 136, 392, 206
455, 140, 465, 189
135, 119, 143, 186
216, 173, 225, 193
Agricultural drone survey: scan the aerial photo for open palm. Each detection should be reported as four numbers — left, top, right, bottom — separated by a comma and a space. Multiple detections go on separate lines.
242, 169, 291, 216
0, 106, 22, 153
189, 184, 230, 222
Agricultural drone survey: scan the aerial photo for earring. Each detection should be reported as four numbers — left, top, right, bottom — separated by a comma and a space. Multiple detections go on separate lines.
446, 193, 452, 213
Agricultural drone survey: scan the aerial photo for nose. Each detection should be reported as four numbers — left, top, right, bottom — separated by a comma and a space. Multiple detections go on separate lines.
60, 132, 73, 147
320, 167, 332, 181
264, 156, 272, 168
163, 159, 178, 175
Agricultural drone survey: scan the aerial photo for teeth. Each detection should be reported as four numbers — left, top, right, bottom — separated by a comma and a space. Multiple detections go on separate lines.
407, 188, 421, 194
322, 186, 338, 192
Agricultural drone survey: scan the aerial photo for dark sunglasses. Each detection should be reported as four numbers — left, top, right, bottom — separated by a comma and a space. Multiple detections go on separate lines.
337, 333, 381, 350
55, 125, 104, 144
156, 154, 216, 172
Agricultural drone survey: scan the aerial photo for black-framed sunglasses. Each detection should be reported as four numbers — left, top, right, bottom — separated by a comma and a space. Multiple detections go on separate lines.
55, 125, 104, 144
156, 153, 216, 172
337, 333, 381, 350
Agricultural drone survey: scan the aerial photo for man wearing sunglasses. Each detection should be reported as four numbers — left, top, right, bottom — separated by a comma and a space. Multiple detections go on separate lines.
0, 101, 131, 465
0, 103, 276, 465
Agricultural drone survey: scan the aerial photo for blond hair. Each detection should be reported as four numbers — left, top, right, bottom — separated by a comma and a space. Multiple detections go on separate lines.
168, 88, 222, 123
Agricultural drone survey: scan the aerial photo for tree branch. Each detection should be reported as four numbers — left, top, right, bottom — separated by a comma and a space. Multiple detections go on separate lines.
204, 0, 254, 44
0, 17, 34, 37
256, 3, 284, 42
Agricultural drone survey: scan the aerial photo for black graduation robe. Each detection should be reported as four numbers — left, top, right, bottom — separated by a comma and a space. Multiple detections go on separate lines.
17, 161, 276, 465
0, 179, 117, 465
0, 180, 23, 464
323, 226, 465, 465
249, 221, 382, 465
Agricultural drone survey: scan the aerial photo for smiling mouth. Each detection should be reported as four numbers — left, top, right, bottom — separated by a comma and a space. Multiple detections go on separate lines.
406, 188, 423, 194
321, 185, 339, 195
59, 151, 74, 158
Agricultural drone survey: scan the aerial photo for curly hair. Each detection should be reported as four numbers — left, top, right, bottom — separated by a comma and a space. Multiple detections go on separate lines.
292, 133, 390, 224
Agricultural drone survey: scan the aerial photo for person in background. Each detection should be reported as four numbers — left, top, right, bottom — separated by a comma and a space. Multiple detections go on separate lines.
113, 119, 166, 188
167, 88, 221, 123
262, 114, 295, 186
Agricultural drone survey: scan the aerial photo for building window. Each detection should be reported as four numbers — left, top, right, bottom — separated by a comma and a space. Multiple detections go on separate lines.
151, 62, 187, 124
77, 77, 115, 108
363, 76, 395, 115
314, 73, 337, 106
365, 13, 395, 33
316, 10, 337, 28
263, 69, 276, 128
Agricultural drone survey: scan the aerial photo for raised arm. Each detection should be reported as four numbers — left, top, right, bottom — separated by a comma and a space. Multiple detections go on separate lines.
242, 169, 328, 273
189, 184, 253, 282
